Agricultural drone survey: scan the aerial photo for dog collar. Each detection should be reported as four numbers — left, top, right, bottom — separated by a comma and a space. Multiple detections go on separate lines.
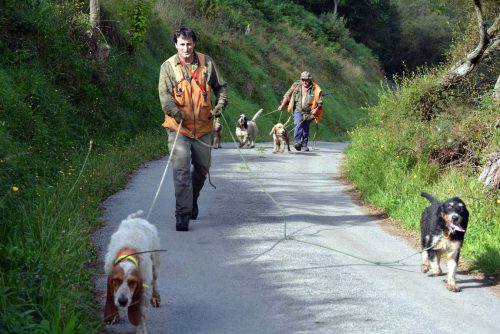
115, 254, 139, 267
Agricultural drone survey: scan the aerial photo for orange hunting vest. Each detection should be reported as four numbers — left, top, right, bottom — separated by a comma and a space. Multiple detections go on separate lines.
287, 82, 324, 124
162, 52, 213, 138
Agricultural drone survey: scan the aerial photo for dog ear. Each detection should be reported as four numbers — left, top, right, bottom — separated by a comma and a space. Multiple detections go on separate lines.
128, 275, 144, 326
104, 275, 119, 323
269, 125, 275, 136
244, 118, 248, 129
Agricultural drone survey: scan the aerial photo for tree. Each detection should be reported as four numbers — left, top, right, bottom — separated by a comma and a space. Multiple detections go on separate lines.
89, 0, 99, 57
89, 0, 110, 64
439, 0, 499, 89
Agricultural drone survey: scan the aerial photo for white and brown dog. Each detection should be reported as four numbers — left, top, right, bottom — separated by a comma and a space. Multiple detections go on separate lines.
236, 108, 263, 148
269, 118, 291, 153
212, 118, 223, 149
104, 210, 161, 333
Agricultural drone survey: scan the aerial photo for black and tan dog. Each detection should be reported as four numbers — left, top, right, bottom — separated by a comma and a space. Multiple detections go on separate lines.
420, 192, 469, 292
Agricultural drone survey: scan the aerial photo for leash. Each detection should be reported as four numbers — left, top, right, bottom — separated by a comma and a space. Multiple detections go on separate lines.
220, 112, 289, 239
56, 140, 93, 222
146, 120, 182, 220
216, 118, 430, 266
311, 123, 319, 150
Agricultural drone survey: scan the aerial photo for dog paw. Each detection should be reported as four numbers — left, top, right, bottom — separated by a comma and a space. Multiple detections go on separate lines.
151, 294, 161, 307
421, 264, 430, 273
430, 268, 442, 276
446, 282, 461, 292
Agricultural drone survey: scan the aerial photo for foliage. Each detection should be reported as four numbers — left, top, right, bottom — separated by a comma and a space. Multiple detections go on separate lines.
346, 34, 500, 275
154, 0, 382, 142
126, 0, 152, 50
0, 0, 167, 331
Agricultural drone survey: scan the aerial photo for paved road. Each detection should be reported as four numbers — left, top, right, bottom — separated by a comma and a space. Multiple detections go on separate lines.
95, 142, 500, 334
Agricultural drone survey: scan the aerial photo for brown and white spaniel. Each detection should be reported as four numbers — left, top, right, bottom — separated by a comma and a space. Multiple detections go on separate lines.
104, 211, 161, 333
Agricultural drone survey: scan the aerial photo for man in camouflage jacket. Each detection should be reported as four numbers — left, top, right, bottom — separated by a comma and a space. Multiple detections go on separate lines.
278, 71, 323, 151
158, 26, 228, 231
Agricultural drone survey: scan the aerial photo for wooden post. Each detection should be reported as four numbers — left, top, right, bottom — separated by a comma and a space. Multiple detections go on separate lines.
89, 0, 99, 56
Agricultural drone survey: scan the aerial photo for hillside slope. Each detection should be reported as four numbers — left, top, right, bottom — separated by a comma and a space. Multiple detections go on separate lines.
0, 0, 382, 332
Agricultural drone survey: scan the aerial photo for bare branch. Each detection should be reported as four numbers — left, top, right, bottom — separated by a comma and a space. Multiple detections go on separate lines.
439, 0, 499, 90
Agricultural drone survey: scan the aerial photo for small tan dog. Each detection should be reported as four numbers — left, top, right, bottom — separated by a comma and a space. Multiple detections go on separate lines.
212, 118, 223, 149
269, 122, 291, 153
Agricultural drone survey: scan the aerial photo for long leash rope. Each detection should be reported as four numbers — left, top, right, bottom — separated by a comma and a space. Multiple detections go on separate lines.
220, 112, 289, 239
146, 120, 183, 221
218, 112, 429, 266
145, 111, 427, 267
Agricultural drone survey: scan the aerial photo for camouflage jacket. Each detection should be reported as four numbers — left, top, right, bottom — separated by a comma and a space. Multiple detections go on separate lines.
158, 52, 228, 137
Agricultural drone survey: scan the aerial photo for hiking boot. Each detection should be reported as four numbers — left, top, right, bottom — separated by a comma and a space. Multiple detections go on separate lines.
191, 199, 198, 220
175, 214, 190, 231
303, 146, 309, 151
294, 143, 302, 151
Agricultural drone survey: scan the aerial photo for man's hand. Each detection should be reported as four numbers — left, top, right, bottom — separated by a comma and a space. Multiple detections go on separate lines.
278, 98, 289, 111
211, 105, 223, 118
171, 109, 184, 123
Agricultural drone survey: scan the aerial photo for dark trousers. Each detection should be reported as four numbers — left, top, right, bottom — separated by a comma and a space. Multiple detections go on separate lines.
167, 131, 212, 216
293, 111, 312, 147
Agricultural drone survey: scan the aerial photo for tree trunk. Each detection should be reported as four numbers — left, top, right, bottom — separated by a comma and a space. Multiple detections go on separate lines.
89, 0, 99, 57
439, 0, 499, 90
479, 152, 500, 192
333, 0, 339, 17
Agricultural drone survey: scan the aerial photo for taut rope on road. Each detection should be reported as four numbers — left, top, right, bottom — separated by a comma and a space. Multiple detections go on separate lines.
146, 120, 183, 220
216, 117, 430, 266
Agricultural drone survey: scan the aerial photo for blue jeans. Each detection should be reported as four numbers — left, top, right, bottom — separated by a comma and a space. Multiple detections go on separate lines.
293, 111, 312, 146
167, 131, 212, 216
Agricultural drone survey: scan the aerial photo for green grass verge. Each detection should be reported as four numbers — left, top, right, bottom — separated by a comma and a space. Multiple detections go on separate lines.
0, 130, 167, 333
345, 73, 500, 275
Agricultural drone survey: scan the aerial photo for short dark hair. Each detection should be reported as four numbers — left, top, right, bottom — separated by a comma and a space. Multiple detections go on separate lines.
173, 27, 197, 44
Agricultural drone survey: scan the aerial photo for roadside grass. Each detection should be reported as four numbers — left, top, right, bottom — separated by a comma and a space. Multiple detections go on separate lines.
345, 72, 500, 276
1, 130, 167, 333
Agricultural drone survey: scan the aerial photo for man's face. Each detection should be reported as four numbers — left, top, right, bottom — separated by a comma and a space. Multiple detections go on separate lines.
175, 36, 195, 62
301, 79, 312, 88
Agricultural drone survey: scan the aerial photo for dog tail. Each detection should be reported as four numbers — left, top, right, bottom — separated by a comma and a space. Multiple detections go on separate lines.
127, 210, 144, 220
283, 115, 292, 127
421, 192, 440, 205
251, 108, 263, 121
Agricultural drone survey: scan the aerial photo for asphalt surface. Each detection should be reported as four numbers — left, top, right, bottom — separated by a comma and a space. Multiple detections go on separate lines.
94, 142, 500, 334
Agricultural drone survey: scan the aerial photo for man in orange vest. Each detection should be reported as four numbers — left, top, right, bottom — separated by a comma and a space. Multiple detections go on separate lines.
278, 71, 323, 151
159, 27, 228, 231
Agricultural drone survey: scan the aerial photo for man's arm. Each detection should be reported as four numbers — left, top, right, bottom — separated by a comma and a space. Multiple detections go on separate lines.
207, 57, 228, 115
278, 81, 299, 111
283, 81, 300, 100
158, 62, 181, 117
